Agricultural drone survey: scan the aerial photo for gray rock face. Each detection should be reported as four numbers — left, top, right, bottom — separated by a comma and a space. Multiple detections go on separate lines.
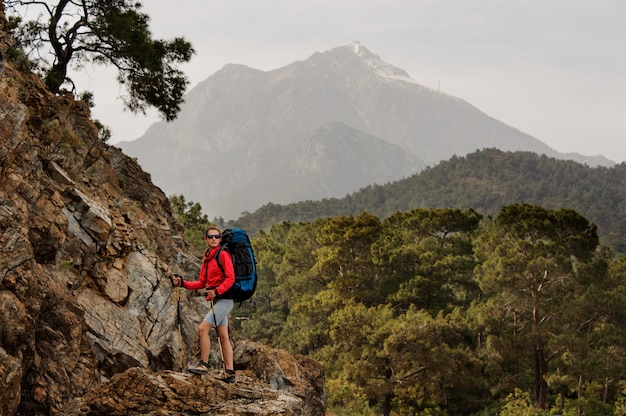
0, 50, 325, 415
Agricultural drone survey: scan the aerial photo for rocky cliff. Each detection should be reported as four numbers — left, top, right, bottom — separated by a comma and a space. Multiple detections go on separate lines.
0, 17, 325, 416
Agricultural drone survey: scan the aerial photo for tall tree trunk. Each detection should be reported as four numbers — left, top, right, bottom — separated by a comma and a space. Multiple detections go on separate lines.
45, 62, 67, 93
45, 0, 72, 93
382, 366, 393, 416
382, 392, 392, 416
578, 373, 584, 415
533, 344, 548, 409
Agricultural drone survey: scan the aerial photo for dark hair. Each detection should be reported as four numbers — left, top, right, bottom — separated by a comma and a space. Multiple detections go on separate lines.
205, 226, 221, 237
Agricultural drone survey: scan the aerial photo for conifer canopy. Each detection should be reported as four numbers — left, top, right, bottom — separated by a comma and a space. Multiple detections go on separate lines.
7, 0, 195, 121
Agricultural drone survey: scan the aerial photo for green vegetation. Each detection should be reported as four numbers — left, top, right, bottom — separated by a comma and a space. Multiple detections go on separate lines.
170, 194, 212, 251
168, 149, 626, 413
167, 149, 626, 414
59, 259, 74, 269
234, 149, 626, 253
232, 205, 626, 415
6, 0, 194, 121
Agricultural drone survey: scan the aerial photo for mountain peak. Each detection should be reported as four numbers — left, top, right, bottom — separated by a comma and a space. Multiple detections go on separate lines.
120, 43, 613, 219
328, 41, 417, 85
340, 40, 370, 56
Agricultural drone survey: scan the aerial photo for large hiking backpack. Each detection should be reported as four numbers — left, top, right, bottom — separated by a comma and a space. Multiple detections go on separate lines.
215, 228, 258, 303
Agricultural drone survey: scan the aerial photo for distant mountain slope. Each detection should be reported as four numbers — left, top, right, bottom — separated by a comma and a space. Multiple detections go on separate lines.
119, 42, 613, 219
234, 149, 626, 253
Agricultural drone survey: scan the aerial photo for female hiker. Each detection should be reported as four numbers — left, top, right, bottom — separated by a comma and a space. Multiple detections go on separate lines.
172, 226, 236, 382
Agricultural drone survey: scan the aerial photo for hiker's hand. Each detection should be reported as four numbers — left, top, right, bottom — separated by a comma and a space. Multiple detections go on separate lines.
172, 275, 183, 287
206, 289, 217, 300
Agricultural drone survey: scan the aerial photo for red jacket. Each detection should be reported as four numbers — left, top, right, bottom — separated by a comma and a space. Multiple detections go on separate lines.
183, 246, 235, 297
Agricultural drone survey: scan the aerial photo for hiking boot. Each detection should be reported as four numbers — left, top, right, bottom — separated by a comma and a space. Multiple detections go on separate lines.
224, 369, 236, 383
188, 361, 210, 375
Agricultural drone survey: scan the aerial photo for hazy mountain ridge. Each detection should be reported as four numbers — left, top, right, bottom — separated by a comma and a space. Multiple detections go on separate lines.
233, 149, 626, 252
119, 42, 613, 219
287, 121, 425, 197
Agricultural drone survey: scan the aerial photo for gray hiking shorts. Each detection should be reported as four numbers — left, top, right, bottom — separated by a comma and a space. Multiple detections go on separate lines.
203, 298, 234, 327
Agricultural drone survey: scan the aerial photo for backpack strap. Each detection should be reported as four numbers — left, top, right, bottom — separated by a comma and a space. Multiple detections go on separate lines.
214, 245, 238, 301
214, 245, 226, 274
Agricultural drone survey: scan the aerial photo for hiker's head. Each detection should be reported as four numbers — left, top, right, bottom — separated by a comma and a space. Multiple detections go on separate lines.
205, 226, 222, 247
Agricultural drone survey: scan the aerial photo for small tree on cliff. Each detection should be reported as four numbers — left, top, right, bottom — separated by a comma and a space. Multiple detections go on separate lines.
6, 0, 194, 121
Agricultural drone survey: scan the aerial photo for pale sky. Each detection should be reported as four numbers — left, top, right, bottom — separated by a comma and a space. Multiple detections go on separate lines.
73, 0, 626, 163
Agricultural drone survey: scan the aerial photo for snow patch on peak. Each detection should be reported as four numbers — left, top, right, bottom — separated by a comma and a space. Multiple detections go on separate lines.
339, 41, 419, 86
367, 58, 418, 85
346, 41, 362, 55
340, 41, 371, 59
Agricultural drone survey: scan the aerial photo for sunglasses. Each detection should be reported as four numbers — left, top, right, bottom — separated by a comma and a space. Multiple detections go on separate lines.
206, 234, 221, 239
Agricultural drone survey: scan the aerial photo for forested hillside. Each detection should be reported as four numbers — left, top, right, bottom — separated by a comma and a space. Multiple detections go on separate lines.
231, 206, 626, 415
234, 149, 626, 252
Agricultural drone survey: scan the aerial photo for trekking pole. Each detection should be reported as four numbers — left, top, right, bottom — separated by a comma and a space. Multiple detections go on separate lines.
172, 275, 183, 334
176, 286, 182, 340
210, 298, 227, 376
172, 274, 185, 371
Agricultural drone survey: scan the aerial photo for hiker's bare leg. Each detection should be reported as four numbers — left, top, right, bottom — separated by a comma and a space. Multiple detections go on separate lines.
199, 321, 212, 363
217, 325, 233, 370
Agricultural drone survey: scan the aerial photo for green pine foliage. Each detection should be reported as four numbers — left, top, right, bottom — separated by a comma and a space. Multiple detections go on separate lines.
170, 194, 212, 251
231, 205, 626, 416
6, 0, 194, 121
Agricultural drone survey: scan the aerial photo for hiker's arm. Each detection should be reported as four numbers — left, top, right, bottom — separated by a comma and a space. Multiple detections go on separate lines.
177, 266, 207, 291
182, 279, 204, 290
174, 274, 204, 291
182, 261, 208, 290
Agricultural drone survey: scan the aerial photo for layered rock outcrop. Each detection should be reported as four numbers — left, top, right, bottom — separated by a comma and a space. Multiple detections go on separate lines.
59, 341, 325, 416
0, 11, 324, 415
